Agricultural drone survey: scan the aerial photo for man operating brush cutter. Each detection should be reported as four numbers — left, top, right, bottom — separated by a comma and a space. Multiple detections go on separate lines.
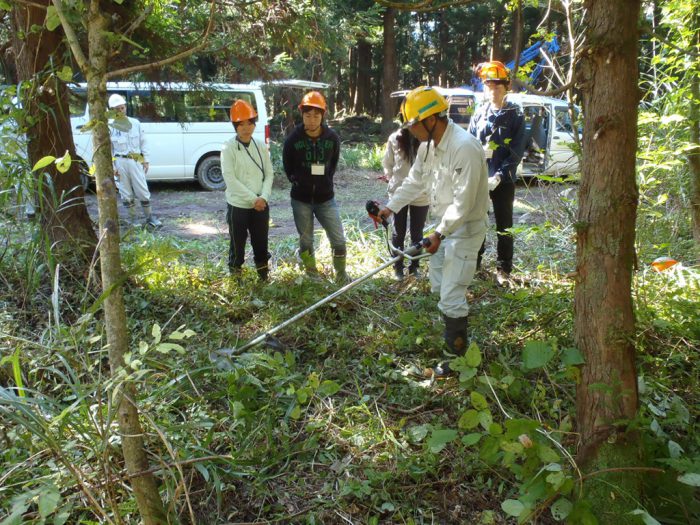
211, 203, 431, 363
377, 86, 489, 378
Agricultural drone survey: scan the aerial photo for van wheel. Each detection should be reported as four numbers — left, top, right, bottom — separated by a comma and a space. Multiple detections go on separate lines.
197, 156, 225, 191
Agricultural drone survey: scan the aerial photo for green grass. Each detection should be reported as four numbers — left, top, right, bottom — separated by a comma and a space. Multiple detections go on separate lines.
1, 162, 698, 524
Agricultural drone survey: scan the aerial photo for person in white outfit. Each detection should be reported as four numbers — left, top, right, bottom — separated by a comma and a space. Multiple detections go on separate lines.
221, 99, 274, 281
380, 127, 429, 279
108, 93, 161, 228
378, 86, 489, 377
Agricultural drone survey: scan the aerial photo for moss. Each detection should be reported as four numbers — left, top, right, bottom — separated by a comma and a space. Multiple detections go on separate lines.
582, 434, 644, 524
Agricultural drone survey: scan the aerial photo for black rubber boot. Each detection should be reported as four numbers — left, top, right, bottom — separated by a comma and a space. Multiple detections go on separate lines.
429, 315, 468, 378
256, 264, 269, 282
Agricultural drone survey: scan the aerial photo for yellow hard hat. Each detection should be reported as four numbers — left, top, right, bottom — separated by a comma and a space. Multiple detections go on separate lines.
400, 86, 449, 128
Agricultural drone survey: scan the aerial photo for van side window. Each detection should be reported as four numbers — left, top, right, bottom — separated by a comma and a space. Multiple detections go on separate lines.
184, 90, 257, 123
68, 90, 87, 117
555, 107, 574, 132
131, 91, 183, 123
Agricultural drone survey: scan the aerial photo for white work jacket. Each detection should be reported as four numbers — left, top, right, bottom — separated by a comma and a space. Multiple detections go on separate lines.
387, 120, 489, 237
221, 136, 274, 209
382, 130, 429, 206
109, 117, 149, 161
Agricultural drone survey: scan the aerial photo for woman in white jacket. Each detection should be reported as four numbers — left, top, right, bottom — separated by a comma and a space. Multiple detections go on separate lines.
380, 127, 429, 279
221, 100, 274, 281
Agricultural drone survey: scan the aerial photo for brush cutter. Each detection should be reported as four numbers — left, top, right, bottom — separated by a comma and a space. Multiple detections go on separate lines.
212, 200, 431, 361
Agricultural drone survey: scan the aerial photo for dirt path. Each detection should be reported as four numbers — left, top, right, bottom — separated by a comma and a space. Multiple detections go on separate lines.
85, 169, 567, 241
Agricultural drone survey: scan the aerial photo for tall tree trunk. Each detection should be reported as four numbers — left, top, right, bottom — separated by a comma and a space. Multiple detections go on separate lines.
11, 0, 96, 261
381, 7, 397, 136
491, 14, 504, 61
438, 11, 449, 86
575, 0, 642, 519
348, 46, 357, 112
85, 2, 167, 523
689, 36, 700, 254
511, 0, 523, 91
353, 38, 372, 115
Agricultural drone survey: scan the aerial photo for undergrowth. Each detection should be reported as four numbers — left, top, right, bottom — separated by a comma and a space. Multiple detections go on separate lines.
1, 171, 698, 523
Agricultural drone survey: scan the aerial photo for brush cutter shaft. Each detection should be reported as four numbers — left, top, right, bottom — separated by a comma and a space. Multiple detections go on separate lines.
233, 251, 414, 354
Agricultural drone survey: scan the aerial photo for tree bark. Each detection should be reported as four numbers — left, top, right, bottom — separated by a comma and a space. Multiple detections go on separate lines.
575, 0, 642, 519
11, 0, 96, 261
689, 40, 700, 255
437, 10, 449, 86
381, 7, 398, 136
353, 38, 372, 115
85, 2, 167, 523
510, 0, 523, 91
491, 13, 504, 61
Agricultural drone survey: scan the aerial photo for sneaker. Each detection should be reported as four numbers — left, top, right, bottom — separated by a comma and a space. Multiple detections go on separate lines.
145, 216, 162, 228
423, 361, 455, 379
495, 269, 512, 287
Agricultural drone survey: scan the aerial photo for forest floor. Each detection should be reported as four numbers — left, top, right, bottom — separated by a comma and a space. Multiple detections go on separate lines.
84, 168, 568, 242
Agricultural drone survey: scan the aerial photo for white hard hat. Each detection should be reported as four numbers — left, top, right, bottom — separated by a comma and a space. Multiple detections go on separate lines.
108, 94, 127, 108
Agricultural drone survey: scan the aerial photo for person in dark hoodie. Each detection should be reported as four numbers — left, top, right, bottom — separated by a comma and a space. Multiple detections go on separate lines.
283, 91, 349, 283
468, 61, 525, 285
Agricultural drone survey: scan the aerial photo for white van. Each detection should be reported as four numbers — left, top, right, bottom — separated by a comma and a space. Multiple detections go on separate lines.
479, 92, 581, 177
69, 82, 269, 190
390, 87, 478, 130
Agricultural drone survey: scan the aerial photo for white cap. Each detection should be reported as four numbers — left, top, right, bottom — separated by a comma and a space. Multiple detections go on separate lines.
108, 93, 127, 108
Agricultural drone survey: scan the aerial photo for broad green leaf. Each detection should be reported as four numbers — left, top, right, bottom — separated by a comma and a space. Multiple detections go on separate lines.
478, 409, 492, 430
551, 498, 572, 521
462, 433, 482, 446
32, 155, 56, 172
629, 509, 661, 525
458, 409, 480, 430
38, 486, 60, 518
55, 151, 71, 173
501, 499, 525, 517
151, 323, 161, 343
194, 463, 210, 482
57, 65, 73, 83
317, 380, 340, 398
427, 429, 458, 453
465, 341, 481, 367
470, 391, 488, 410
154, 342, 185, 354
561, 347, 585, 366
677, 472, 700, 487
505, 418, 540, 438
538, 444, 560, 463
668, 440, 683, 458
406, 424, 429, 443
522, 340, 555, 370
45, 5, 61, 31
0, 1, 12, 10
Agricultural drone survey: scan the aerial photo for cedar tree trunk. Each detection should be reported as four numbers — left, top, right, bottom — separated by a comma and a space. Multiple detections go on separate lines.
11, 0, 96, 260
381, 7, 398, 136
575, 0, 642, 519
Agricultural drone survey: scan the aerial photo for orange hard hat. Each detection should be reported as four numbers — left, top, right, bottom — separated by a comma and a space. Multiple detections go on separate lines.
230, 99, 257, 123
477, 61, 510, 82
651, 256, 679, 272
298, 91, 327, 112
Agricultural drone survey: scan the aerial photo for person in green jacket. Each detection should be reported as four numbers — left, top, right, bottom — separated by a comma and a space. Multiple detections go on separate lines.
221, 99, 274, 281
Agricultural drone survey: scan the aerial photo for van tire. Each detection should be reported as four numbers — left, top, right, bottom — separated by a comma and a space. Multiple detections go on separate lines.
197, 156, 225, 191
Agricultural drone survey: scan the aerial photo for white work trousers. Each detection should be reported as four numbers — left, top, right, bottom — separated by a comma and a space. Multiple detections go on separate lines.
114, 157, 150, 202
429, 219, 487, 318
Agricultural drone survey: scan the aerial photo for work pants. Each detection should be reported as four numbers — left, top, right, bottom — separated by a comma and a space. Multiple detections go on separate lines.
429, 219, 487, 319
227, 204, 270, 270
